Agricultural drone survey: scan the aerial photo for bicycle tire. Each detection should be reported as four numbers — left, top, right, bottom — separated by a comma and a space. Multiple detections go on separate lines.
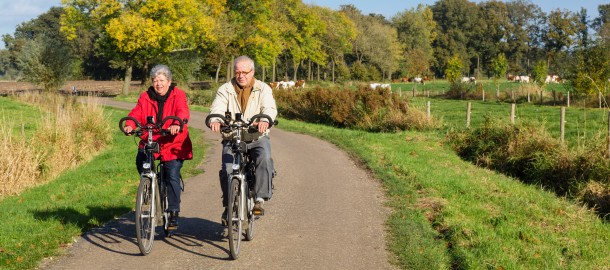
227, 178, 242, 259
245, 190, 255, 241
135, 177, 155, 255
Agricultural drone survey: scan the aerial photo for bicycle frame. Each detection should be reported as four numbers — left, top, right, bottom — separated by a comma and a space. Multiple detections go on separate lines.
229, 124, 255, 224
119, 115, 184, 255
205, 112, 275, 259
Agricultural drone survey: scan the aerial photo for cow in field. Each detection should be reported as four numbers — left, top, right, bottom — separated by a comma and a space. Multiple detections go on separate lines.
545, 75, 561, 83
269, 82, 279, 89
512, 75, 530, 83
295, 80, 305, 89
278, 80, 296, 89
369, 83, 391, 91
461, 77, 476, 83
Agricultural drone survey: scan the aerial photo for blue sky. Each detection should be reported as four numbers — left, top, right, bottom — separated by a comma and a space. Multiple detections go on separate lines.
1, 0, 608, 49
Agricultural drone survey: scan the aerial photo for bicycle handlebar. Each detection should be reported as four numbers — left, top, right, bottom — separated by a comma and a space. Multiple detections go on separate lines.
204, 113, 277, 129
119, 116, 185, 136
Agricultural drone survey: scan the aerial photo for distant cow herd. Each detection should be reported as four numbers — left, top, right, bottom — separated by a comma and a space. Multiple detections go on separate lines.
266, 74, 563, 92
269, 79, 306, 90
507, 74, 562, 83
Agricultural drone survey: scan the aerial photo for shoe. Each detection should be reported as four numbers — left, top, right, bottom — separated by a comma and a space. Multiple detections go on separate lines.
168, 211, 179, 230
221, 208, 228, 226
253, 200, 265, 216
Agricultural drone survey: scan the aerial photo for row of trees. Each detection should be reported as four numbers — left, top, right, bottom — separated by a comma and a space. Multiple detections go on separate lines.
1, 0, 610, 95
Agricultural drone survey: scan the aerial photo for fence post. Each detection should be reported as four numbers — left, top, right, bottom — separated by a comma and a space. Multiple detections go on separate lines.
560, 107, 566, 143
527, 90, 530, 103
567, 91, 570, 107
466, 102, 471, 128
608, 111, 610, 156
599, 92, 602, 109
427, 101, 431, 123
511, 103, 516, 124
482, 89, 485, 102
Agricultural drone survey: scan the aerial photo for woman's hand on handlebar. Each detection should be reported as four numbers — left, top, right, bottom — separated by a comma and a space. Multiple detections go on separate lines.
168, 124, 181, 135
124, 126, 134, 135
210, 122, 222, 133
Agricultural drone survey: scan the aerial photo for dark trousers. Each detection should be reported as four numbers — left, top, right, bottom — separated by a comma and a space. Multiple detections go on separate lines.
220, 136, 273, 206
136, 149, 183, 212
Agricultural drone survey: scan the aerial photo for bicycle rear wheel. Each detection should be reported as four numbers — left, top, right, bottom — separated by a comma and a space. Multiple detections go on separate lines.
227, 178, 242, 259
135, 177, 155, 255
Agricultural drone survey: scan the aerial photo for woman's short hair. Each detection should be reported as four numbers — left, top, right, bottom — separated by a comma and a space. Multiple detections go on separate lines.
150, 64, 172, 81
234, 56, 255, 71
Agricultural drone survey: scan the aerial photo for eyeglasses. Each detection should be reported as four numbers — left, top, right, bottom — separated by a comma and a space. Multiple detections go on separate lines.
235, 70, 253, 77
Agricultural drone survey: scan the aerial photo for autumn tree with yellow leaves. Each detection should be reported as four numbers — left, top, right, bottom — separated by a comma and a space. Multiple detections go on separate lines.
60, 0, 224, 94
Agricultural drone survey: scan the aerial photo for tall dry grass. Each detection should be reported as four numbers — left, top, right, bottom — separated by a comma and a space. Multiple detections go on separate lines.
0, 94, 112, 197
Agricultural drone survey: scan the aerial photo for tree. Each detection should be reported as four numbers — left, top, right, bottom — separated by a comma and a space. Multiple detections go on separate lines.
445, 55, 463, 84
431, 0, 478, 78
392, 4, 436, 78
532, 60, 547, 88
343, 5, 402, 81
314, 6, 356, 83
61, 0, 223, 94
17, 35, 73, 91
505, 0, 544, 75
224, 0, 284, 81
472, 1, 509, 78
543, 9, 578, 70
490, 53, 508, 97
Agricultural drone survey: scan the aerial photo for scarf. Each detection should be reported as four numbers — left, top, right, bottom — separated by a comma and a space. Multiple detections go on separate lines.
231, 78, 253, 112
147, 84, 174, 124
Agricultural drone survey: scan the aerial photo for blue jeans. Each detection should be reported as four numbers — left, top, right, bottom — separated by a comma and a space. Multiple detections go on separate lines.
220, 136, 273, 206
136, 149, 183, 212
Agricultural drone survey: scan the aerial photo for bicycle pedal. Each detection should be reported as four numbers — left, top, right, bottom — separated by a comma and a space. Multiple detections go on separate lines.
252, 209, 264, 216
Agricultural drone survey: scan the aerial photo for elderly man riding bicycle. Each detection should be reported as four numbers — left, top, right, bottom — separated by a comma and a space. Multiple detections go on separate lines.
208, 55, 277, 223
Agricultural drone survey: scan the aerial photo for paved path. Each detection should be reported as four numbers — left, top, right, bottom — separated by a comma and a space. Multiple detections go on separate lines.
40, 98, 395, 269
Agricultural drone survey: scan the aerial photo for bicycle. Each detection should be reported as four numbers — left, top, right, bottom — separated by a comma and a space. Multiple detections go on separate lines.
205, 112, 276, 260
119, 115, 184, 255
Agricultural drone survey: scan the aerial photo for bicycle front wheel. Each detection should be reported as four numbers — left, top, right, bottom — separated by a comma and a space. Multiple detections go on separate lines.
227, 178, 243, 259
135, 177, 155, 255
245, 196, 255, 241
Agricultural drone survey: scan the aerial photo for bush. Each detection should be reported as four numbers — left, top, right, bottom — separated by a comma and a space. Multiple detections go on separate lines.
446, 116, 610, 218
187, 89, 216, 107
274, 86, 440, 132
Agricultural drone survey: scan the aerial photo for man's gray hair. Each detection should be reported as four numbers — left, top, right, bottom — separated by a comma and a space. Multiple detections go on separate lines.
150, 64, 172, 81
234, 56, 255, 71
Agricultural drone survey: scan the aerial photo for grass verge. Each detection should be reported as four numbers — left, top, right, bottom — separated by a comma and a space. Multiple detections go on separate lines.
277, 118, 610, 269
0, 105, 205, 270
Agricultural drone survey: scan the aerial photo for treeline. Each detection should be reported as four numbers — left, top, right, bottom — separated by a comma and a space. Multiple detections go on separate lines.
1, 0, 609, 95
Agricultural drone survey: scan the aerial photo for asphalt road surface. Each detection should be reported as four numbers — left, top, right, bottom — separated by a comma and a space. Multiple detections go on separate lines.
39, 98, 395, 270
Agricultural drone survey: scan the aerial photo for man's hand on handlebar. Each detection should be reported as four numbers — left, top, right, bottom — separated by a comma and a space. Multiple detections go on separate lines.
210, 122, 222, 133
253, 121, 269, 133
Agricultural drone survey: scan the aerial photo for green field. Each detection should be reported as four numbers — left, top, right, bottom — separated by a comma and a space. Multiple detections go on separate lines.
407, 97, 609, 148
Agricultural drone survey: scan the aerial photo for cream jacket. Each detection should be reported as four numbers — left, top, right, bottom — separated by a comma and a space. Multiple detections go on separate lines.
209, 78, 278, 139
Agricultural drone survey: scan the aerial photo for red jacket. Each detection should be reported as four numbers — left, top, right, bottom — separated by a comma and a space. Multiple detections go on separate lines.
126, 87, 193, 162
